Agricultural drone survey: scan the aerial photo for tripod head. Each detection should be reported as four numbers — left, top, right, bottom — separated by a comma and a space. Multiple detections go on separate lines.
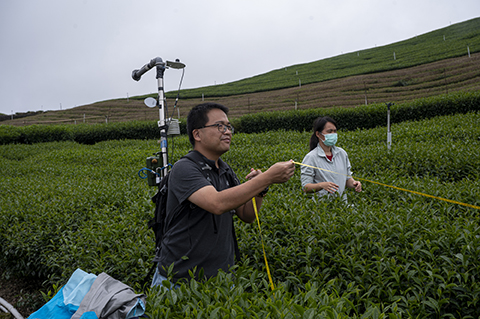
132, 57, 185, 81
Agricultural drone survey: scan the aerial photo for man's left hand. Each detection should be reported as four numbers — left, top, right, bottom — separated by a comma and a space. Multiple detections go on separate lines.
245, 168, 262, 180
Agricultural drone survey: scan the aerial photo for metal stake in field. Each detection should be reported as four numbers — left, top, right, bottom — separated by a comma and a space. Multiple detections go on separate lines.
386, 102, 393, 149
132, 57, 186, 182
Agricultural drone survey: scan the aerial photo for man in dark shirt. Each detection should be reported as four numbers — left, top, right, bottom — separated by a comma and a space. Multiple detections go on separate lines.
152, 102, 295, 285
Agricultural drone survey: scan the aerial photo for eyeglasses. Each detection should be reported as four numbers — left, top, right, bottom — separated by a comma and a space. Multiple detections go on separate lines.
201, 123, 234, 134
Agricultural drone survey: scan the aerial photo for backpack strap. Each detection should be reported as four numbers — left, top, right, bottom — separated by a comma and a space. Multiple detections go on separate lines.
224, 167, 241, 263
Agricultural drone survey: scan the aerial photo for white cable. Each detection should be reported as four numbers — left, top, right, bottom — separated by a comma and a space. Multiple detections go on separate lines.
0, 297, 24, 319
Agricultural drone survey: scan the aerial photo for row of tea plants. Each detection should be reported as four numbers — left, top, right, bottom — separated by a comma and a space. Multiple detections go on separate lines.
1, 111, 479, 317
2, 91, 479, 146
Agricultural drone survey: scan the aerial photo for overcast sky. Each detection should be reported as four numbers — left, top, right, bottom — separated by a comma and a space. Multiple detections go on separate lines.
1, 0, 479, 115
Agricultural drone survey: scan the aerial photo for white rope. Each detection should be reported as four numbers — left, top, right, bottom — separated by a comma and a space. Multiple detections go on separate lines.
0, 296, 24, 319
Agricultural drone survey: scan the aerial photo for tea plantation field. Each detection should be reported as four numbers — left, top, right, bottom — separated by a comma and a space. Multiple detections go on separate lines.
1, 111, 479, 318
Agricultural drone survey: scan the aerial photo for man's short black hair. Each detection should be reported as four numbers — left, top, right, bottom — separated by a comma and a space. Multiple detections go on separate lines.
187, 102, 229, 147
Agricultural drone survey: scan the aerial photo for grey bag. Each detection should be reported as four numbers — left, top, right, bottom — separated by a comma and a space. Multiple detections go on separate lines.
71, 272, 146, 319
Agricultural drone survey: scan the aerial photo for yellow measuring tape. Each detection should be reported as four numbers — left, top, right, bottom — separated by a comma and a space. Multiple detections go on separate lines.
293, 161, 480, 210
252, 197, 275, 291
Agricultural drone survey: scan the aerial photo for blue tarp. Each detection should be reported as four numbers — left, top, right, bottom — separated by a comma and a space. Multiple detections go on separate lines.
28, 269, 97, 319
28, 269, 145, 319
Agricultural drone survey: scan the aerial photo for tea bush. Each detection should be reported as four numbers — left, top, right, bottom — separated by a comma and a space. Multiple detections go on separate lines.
0, 121, 165, 145
236, 91, 480, 133
1, 112, 479, 317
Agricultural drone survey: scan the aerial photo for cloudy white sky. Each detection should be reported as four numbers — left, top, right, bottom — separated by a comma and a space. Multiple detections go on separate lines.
1, 0, 479, 115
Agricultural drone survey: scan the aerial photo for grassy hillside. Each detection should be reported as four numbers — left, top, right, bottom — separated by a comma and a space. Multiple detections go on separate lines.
3, 17, 479, 126
160, 17, 480, 99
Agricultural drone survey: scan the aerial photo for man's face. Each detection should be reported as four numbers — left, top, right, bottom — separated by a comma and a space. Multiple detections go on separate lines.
196, 108, 233, 156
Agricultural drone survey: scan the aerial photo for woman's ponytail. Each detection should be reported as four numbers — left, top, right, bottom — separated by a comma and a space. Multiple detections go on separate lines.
309, 132, 319, 151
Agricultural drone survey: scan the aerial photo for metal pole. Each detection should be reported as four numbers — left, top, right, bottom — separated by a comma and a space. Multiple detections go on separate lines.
386, 103, 393, 149
156, 62, 169, 180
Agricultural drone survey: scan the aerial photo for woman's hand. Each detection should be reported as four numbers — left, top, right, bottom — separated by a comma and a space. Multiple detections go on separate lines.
346, 178, 362, 192
352, 180, 362, 192
319, 182, 339, 193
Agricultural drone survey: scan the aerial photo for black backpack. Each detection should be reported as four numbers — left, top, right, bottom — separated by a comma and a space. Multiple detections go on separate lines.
142, 151, 240, 287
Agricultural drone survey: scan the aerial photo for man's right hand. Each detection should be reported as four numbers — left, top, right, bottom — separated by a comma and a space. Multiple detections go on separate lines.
265, 160, 296, 184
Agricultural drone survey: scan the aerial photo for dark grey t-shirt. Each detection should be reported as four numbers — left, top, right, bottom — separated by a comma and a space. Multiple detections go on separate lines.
157, 151, 239, 282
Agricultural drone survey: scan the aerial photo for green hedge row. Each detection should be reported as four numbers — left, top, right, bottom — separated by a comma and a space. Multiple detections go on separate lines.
1, 91, 479, 145
235, 91, 480, 133
0, 121, 166, 145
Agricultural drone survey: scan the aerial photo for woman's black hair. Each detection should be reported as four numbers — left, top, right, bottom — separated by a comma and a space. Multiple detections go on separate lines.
309, 116, 337, 151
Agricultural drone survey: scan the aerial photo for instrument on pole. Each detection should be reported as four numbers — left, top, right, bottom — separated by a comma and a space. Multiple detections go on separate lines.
132, 57, 186, 186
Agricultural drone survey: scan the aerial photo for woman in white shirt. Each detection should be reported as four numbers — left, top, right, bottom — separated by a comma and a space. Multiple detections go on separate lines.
301, 116, 362, 200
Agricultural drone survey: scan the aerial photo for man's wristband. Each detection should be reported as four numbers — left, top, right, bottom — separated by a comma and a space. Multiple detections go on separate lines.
258, 186, 269, 197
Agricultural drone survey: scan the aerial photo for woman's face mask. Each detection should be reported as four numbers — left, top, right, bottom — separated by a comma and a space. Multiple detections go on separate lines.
321, 133, 338, 146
